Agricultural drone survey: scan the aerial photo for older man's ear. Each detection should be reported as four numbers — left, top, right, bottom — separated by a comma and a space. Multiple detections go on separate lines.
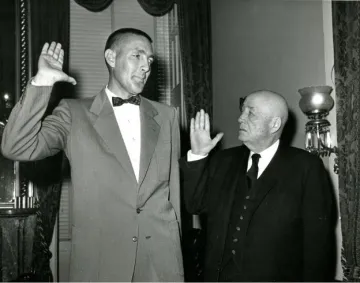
270, 117, 282, 134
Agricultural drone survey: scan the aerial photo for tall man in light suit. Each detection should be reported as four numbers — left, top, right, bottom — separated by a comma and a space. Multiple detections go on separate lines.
180, 91, 337, 281
1, 28, 183, 282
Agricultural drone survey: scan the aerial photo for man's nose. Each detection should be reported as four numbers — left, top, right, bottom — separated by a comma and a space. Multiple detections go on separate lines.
141, 60, 151, 73
238, 111, 246, 122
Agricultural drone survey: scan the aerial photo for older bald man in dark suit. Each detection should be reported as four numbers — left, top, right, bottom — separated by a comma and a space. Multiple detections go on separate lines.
180, 90, 337, 281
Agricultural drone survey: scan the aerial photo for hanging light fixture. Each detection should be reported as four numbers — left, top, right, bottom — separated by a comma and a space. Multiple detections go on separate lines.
298, 85, 338, 173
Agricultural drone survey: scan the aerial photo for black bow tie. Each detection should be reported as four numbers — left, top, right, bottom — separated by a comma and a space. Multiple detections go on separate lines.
112, 95, 141, 107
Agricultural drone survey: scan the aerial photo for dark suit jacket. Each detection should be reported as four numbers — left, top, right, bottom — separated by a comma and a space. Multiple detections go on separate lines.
179, 144, 336, 282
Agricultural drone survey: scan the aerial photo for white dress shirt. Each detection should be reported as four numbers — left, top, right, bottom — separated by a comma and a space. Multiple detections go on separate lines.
105, 87, 141, 182
247, 140, 279, 178
187, 140, 280, 178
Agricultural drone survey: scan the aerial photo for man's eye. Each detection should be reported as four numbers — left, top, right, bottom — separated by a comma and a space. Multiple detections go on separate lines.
240, 107, 248, 114
133, 54, 140, 58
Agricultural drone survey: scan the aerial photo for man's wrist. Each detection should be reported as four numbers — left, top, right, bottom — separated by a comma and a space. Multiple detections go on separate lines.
32, 74, 55, 86
187, 150, 208, 162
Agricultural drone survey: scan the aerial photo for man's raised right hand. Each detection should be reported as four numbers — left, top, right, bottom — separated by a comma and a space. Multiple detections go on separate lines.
32, 42, 76, 86
190, 109, 224, 156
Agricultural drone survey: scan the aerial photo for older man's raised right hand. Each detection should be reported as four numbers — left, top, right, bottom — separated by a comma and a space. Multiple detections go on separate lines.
190, 109, 224, 156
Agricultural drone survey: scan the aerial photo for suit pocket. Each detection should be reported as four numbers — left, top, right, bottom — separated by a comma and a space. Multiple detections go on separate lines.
155, 140, 171, 181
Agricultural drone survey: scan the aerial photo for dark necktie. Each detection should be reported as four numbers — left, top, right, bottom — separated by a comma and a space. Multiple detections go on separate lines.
247, 153, 261, 189
112, 95, 141, 106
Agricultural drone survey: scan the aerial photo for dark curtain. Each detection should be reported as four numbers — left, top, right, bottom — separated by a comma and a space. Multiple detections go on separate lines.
137, 0, 175, 16
332, 1, 360, 281
177, 0, 212, 281
22, 0, 70, 281
177, 0, 212, 125
74, 0, 112, 12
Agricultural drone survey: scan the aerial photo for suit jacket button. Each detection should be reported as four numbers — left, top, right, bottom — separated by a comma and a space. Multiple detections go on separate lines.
132, 236, 138, 242
136, 208, 141, 214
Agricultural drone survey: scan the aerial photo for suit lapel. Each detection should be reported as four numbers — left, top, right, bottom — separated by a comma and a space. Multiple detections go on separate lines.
215, 147, 249, 261
221, 146, 249, 207
217, 147, 249, 224
138, 98, 160, 187
237, 147, 251, 193
90, 89, 137, 183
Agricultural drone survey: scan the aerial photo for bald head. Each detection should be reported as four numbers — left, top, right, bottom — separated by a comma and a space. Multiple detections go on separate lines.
248, 90, 289, 131
238, 90, 289, 152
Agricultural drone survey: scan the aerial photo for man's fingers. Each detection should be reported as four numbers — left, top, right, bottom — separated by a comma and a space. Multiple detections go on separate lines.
190, 118, 195, 133
194, 111, 200, 130
48, 42, 56, 56
199, 109, 205, 129
204, 113, 210, 132
40, 42, 63, 60
53, 43, 62, 60
41, 43, 49, 55
212, 132, 224, 146
58, 50, 64, 64
194, 109, 210, 131
66, 76, 77, 85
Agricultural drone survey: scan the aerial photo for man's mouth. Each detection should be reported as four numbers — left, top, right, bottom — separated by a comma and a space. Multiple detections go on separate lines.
134, 76, 146, 83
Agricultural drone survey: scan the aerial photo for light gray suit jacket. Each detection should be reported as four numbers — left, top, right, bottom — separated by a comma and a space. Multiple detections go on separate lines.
1, 84, 184, 281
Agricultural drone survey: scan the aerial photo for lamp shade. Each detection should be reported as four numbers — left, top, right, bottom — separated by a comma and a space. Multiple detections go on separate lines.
298, 85, 334, 117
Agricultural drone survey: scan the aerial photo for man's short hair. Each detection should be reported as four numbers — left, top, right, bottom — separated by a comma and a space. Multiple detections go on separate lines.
104, 28, 152, 52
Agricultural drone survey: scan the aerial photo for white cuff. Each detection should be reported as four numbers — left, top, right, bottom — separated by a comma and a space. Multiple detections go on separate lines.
31, 79, 42, 86
187, 150, 208, 162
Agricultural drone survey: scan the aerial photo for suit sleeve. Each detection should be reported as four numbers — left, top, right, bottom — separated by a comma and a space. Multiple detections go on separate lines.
169, 108, 182, 229
179, 152, 212, 215
302, 156, 337, 281
1, 83, 71, 161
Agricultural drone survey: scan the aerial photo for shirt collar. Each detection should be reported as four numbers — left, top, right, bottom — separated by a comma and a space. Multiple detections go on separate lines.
105, 86, 140, 108
105, 85, 116, 99
252, 139, 279, 160
249, 139, 280, 172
